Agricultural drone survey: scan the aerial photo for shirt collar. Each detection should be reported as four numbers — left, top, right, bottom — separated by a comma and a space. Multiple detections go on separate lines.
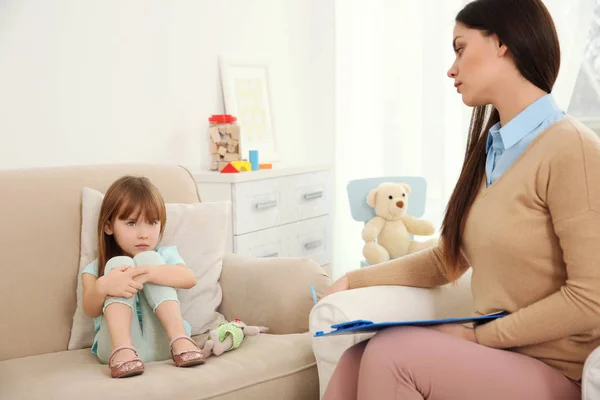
485, 94, 561, 154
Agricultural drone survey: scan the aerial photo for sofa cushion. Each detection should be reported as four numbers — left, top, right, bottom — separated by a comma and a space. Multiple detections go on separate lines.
68, 187, 229, 350
0, 333, 318, 400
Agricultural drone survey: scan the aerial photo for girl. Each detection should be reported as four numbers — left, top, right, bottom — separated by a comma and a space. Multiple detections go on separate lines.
81, 175, 206, 378
324, 0, 600, 399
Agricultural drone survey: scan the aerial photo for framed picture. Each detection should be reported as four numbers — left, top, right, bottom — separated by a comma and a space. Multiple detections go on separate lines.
219, 57, 278, 162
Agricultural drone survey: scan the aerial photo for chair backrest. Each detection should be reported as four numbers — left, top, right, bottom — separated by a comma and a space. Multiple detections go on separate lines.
346, 176, 428, 223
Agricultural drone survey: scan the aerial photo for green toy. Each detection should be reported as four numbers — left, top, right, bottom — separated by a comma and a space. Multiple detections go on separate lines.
203, 318, 269, 358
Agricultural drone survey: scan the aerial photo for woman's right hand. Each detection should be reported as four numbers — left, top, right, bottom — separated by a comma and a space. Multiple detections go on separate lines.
325, 274, 350, 297
97, 266, 146, 298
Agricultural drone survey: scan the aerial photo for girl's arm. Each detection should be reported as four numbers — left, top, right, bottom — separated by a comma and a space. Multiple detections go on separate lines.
136, 264, 196, 289
82, 274, 107, 318
82, 268, 146, 318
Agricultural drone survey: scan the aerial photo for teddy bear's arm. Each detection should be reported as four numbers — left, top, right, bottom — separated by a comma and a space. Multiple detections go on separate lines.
362, 216, 386, 242
402, 215, 435, 236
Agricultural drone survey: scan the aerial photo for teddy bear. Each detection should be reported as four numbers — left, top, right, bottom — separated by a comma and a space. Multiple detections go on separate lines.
362, 182, 438, 265
201, 319, 269, 359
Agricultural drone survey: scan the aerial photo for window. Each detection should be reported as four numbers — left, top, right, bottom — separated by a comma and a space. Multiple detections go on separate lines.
568, 0, 600, 134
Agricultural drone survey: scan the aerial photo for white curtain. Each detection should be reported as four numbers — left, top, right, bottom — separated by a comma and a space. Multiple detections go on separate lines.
543, 0, 596, 109
332, 0, 595, 279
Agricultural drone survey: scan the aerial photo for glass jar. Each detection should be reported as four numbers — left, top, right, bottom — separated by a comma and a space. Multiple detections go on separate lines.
208, 114, 241, 171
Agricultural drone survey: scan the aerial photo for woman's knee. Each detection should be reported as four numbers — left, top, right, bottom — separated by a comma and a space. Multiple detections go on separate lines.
338, 340, 368, 369
362, 327, 431, 368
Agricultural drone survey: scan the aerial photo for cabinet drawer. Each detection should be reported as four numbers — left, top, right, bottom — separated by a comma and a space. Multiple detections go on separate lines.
232, 178, 281, 235
282, 171, 331, 222
286, 215, 331, 266
234, 226, 287, 259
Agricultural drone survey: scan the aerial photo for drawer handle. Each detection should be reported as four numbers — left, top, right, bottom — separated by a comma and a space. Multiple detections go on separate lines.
262, 252, 279, 258
304, 239, 323, 250
255, 200, 278, 210
303, 191, 323, 201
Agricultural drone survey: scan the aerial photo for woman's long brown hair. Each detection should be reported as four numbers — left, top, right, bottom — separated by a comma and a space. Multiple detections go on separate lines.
97, 176, 167, 277
440, 0, 560, 281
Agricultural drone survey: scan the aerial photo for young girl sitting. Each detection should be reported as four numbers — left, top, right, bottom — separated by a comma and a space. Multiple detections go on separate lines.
81, 175, 205, 378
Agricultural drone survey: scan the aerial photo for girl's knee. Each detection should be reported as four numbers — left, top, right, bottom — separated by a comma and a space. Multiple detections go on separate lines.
104, 256, 135, 273
133, 250, 165, 266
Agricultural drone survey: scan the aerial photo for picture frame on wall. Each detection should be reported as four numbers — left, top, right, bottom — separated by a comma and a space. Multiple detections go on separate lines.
219, 56, 278, 163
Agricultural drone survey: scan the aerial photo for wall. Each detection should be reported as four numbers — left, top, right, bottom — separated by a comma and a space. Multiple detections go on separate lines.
0, 0, 334, 171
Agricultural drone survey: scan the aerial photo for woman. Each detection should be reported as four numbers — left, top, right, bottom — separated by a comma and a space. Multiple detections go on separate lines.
324, 0, 600, 399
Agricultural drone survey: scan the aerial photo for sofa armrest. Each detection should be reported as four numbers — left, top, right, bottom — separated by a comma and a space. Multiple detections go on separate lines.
218, 254, 331, 334
309, 269, 473, 399
583, 345, 600, 400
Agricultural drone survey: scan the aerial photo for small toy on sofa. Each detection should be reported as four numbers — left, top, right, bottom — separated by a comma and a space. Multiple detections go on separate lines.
202, 319, 269, 358
362, 182, 438, 265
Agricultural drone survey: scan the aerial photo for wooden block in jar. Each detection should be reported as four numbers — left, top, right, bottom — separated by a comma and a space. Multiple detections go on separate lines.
209, 127, 220, 143
210, 142, 218, 154
231, 125, 240, 140
218, 124, 229, 135
224, 152, 240, 162
227, 143, 237, 152
217, 146, 227, 156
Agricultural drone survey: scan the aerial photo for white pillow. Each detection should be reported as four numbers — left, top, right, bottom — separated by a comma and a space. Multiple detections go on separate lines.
68, 187, 228, 350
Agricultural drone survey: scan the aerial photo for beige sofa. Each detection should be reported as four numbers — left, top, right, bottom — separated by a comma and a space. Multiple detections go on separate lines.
0, 163, 331, 400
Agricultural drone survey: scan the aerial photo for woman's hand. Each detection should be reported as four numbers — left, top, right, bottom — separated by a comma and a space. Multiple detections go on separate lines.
97, 266, 146, 298
325, 274, 350, 297
427, 323, 478, 343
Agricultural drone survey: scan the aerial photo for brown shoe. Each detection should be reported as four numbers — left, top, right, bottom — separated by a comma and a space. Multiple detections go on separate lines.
170, 335, 205, 367
108, 345, 144, 378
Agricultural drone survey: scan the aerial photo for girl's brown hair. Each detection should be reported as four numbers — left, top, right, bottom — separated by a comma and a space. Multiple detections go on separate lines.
97, 176, 167, 277
441, 0, 560, 281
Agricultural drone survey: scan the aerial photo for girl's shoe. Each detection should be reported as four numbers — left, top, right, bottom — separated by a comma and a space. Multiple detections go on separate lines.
170, 335, 205, 367
108, 345, 145, 378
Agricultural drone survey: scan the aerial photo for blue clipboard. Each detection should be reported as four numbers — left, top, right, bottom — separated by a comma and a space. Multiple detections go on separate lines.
314, 311, 508, 337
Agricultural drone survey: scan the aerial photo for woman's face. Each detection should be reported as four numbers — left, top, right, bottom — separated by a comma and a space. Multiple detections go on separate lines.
447, 23, 508, 107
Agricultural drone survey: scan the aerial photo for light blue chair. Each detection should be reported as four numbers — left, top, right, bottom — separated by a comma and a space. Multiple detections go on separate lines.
346, 176, 428, 267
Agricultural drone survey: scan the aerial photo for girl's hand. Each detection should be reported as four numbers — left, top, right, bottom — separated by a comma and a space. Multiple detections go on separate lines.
324, 274, 350, 298
132, 265, 153, 285
427, 323, 478, 343
97, 266, 146, 298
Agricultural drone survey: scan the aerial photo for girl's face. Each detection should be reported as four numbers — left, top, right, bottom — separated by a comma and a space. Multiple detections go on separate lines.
447, 23, 509, 107
104, 210, 161, 257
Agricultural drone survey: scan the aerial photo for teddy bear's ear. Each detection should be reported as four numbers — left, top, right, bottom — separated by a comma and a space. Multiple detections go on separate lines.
402, 183, 412, 194
367, 188, 378, 208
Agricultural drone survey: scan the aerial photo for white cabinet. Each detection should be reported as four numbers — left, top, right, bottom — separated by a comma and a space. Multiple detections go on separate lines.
193, 165, 332, 275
